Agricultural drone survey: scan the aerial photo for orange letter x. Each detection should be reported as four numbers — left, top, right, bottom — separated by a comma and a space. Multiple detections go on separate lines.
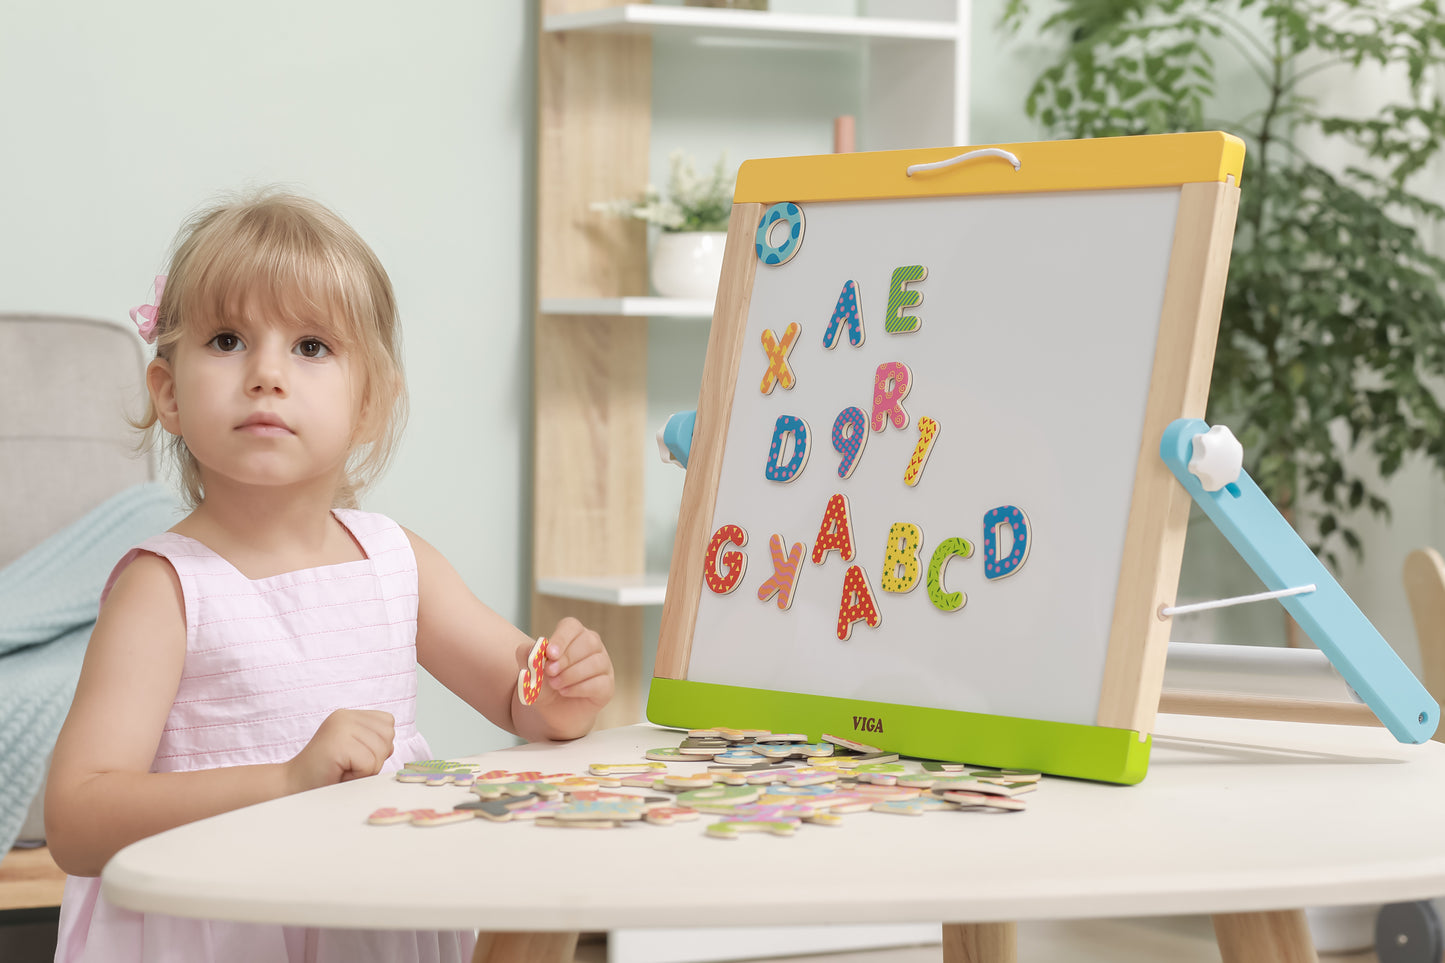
760, 322, 801, 395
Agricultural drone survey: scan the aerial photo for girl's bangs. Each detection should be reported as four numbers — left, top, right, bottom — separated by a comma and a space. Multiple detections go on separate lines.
179, 225, 363, 347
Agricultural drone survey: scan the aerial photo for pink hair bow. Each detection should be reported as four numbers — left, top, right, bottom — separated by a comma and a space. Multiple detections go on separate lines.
129, 275, 166, 344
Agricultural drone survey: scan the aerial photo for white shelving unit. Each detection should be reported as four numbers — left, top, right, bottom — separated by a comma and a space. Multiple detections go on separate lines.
536, 573, 669, 607
535, 291, 706, 613
535, 2, 973, 957
539, 297, 712, 318
533, 0, 969, 687
543, 4, 960, 44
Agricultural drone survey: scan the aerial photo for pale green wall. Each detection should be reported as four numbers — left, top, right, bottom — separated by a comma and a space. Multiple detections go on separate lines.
1, 1, 534, 758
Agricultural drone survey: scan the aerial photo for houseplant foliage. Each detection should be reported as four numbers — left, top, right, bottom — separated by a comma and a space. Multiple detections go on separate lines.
592, 150, 734, 233
1003, 0, 1445, 568
593, 151, 736, 299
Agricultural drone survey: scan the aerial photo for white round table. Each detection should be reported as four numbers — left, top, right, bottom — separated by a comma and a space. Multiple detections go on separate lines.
104, 715, 1445, 962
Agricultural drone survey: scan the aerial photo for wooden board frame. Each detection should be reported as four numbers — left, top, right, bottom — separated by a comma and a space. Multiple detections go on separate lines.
653, 132, 1243, 783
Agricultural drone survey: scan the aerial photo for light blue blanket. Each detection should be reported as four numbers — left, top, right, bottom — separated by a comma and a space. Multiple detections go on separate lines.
0, 482, 182, 852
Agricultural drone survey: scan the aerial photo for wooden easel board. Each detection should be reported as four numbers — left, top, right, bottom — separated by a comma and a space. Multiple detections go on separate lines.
652, 132, 1243, 783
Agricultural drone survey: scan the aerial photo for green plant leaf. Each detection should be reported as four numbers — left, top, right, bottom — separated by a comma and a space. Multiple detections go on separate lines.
1008, 0, 1445, 566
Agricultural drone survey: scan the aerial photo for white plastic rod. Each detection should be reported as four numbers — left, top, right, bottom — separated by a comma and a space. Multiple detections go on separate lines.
1159, 584, 1315, 618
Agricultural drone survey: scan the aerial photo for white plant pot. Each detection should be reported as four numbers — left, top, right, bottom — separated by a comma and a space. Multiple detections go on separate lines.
650, 231, 726, 301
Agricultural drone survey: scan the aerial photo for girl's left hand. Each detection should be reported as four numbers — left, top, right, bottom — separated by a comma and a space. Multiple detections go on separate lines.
541, 617, 614, 712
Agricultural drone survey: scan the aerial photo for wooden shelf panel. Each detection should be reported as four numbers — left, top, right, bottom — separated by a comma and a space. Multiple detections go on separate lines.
539, 297, 713, 318
544, 5, 960, 44
537, 574, 669, 607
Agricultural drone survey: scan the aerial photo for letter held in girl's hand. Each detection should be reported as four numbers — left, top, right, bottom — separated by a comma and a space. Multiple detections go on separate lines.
517, 636, 549, 706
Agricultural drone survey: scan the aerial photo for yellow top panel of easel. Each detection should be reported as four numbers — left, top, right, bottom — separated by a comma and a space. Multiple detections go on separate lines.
735, 131, 1245, 203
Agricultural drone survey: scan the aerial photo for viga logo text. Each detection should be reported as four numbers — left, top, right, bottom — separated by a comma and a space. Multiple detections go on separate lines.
853, 715, 884, 733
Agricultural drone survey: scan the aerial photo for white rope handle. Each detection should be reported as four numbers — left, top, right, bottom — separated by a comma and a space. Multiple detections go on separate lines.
906, 148, 1022, 177
1159, 584, 1316, 619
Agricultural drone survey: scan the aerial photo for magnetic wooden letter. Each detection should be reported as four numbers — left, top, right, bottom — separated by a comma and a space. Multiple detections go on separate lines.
704, 524, 748, 595
836, 565, 882, 641
884, 264, 926, 334
903, 416, 940, 487
983, 506, 1032, 580
811, 494, 856, 564
880, 522, 924, 594
831, 406, 869, 479
823, 280, 866, 349
764, 415, 811, 483
927, 537, 973, 612
757, 534, 806, 611
760, 322, 801, 394
870, 362, 912, 432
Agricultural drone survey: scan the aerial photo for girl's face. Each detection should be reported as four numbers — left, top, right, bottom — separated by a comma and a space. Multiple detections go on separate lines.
148, 296, 364, 498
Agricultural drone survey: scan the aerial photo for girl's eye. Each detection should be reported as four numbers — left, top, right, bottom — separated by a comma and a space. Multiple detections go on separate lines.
295, 339, 330, 359
209, 333, 244, 352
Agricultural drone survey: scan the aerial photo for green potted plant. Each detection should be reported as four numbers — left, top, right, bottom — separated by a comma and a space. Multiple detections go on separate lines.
593, 150, 735, 301
1001, 0, 1445, 576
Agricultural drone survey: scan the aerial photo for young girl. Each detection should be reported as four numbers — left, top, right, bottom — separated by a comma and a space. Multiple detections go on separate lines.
46, 190, 615, 963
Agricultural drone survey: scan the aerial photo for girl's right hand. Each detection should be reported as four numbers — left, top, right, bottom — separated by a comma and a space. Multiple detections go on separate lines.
286, 709, 396, 794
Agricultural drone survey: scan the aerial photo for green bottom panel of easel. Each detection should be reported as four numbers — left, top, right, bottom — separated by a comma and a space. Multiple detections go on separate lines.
647, 678, 1152, 785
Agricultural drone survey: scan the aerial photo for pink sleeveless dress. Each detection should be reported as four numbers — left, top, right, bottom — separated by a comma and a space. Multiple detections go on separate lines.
55, 509, 475, 963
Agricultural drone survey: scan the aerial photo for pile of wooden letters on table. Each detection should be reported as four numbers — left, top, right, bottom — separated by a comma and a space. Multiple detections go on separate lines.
368, 729, 1041, 838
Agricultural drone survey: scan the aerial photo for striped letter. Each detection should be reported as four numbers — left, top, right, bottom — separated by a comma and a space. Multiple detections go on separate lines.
757, 534, 806, 611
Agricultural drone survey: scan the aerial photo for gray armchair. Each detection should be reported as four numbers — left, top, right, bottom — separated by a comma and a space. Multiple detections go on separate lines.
0, 314, 151, 911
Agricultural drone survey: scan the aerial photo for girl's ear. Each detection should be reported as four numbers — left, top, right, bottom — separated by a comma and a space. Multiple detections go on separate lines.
146, 358, 182, 436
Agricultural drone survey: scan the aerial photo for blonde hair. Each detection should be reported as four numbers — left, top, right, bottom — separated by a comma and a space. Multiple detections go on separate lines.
135, 189, 407, 508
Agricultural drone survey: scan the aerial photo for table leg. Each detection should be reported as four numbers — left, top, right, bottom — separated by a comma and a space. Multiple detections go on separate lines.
471, 931, 579, 963
942, 921, 1018, 963
1213, 909, 1319, 963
